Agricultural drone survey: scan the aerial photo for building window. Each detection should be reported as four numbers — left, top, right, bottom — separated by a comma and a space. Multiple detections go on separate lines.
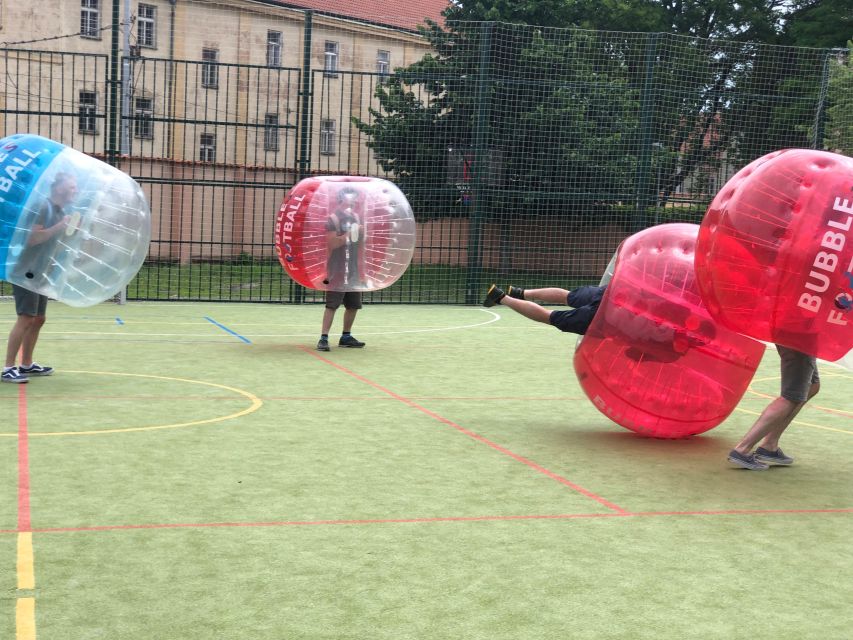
134, 97, 153, 138
376, 50, 390, 75
201, 48, 219, 88
81, 0, 100, 38
78, 91, 98, 134
267, 31, 282, 67
264, 114, 279, 151
138, 4, 156, 48
320, 119, 336, 155
199, 133, 216, 162
324, 41, 338, 77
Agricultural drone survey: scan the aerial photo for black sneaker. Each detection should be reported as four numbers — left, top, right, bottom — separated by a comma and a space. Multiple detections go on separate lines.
339, 335, 365, 348
727, 450, 769, 470
18, 362, 54, 377
507, 285, 525, 299
754, 447, 794, 466
316, 338, 330, 352
483, 284, 506, 307
1, 367, 28, 384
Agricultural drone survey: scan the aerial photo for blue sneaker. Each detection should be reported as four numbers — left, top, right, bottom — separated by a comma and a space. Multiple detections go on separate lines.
1, 367, 29, 384
18, 362, 54, 377
754, 447, 794, 466
727, 450, 769, 470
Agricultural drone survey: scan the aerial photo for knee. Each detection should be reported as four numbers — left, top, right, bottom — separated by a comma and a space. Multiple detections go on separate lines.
807, 381, 820, 401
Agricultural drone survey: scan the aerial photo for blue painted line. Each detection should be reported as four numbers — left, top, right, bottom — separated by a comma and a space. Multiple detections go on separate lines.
204, 316, 252, 344
115, 317, 124, 325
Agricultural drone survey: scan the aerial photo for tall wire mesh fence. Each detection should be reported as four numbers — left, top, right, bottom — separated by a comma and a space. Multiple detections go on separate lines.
1, 20, 850, 303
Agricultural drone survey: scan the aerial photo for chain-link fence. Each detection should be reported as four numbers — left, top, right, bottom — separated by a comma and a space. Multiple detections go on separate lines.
1, 23, 850, 303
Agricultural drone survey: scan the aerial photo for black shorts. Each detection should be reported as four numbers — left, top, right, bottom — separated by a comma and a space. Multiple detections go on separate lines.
13, 284, 48, 316
549, 285, 605, 335
325, 291, 363, 310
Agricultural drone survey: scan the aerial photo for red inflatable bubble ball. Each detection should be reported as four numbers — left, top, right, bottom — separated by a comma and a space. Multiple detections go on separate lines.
695, 149, 853, 367
275, 176, 416, 291
574, 223, 766, 438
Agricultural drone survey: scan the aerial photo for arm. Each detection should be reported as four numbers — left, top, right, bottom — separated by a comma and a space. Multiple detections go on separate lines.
28, 216, 69, 246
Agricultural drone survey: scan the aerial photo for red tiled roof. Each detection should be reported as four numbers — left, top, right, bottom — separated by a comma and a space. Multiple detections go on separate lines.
272, 0, 448, 32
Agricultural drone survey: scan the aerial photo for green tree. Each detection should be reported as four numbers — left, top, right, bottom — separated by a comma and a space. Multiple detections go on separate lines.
354, 1, 842, 221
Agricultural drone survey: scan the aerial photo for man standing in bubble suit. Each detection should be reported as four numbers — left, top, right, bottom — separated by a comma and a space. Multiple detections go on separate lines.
726, 346, 820, 470
316, 186, 366, 352
2, 172, 76, 383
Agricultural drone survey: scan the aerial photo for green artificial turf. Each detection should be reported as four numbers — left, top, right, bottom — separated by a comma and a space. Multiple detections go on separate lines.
0, 301, 850, 639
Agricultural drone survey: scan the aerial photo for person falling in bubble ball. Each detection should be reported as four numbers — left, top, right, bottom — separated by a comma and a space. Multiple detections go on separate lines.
726, 346, 819, 470
483, 283, 711, 362
3, 172, 77, 383
483, 284, 604, 336
316, 186, 366, 352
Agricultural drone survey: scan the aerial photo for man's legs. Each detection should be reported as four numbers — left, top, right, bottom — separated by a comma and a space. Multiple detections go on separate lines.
498, 296, 553, 324
518, 288, 571, 304
5, 314, 43, 368
321, 307, 337, 336
734, 381, 819, 454
342, 307, 357, 333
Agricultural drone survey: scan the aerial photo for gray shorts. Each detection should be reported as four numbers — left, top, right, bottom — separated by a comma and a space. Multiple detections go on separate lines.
13, 284, 48, 316
325, 291, 362, 310
777, 345, 819, 403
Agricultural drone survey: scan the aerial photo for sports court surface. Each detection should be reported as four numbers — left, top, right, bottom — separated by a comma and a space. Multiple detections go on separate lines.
1, 301, 851, 639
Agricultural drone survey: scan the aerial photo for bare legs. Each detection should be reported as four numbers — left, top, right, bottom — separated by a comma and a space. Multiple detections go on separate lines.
733, 382, 820, 455
5, 314, 45, 368
521, 288, 571, 304
321, 307, 358, 335
493, 287, 571, 325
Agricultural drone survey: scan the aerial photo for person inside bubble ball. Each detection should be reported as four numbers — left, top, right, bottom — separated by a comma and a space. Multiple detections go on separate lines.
483, 283, 712, 362
316, 186, 366, 352
3, 172, 77, 383
726, 346, 819, 470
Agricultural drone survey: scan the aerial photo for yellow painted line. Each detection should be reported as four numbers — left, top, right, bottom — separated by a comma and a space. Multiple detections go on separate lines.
17, 533, 34, 590
16, 597, 36, 639
0, 371, 263, 438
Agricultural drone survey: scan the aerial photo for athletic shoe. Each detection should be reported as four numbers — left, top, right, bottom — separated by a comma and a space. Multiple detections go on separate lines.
754, 447, 794, 466
339, 335, 365, 348
727, 449, 769, 470
483, 284, 506, 307
1, 367, 28, 384
507, 285, 525, 299
316, 338, 330, 352
18, 363, 54, 377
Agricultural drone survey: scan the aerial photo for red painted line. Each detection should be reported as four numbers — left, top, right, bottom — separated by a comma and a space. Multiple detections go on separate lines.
17, 384, 31, 532
299, 346, 627, 514
0, 506, 848, 536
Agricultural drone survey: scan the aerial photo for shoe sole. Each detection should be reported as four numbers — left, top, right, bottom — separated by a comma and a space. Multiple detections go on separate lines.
19, 371, 52, 376
2, 378, 29, 384
754, 456, 793, 466
727, 456, 768, 470
338, 344, 365, 348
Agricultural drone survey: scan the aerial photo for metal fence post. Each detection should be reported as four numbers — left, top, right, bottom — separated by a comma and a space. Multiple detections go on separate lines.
465, 21, 494, 304
633, 33, 658, 232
